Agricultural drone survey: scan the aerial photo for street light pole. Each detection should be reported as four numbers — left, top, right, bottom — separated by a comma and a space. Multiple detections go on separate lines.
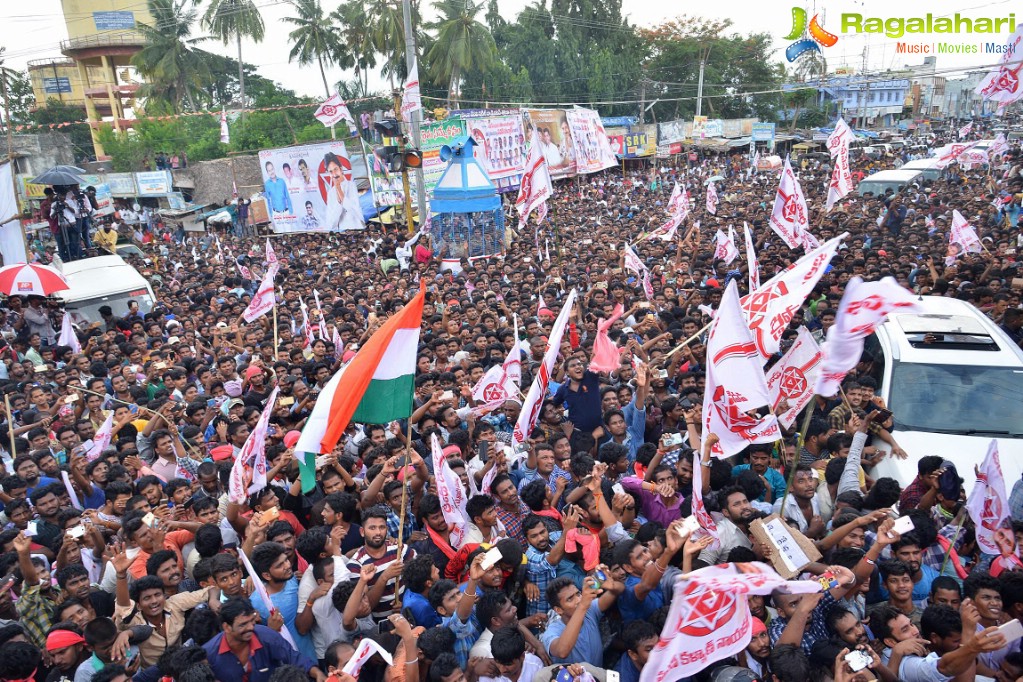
401, 0, 427, 222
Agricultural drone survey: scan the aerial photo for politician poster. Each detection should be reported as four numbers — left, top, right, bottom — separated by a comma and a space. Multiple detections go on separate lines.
522, 109, 577, 179
420, 119, 467, 199
258, 141, 366, 233
566, 108, 617, 174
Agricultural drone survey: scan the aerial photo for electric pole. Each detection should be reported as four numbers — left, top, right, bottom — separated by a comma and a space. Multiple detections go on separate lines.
695, 49, 708, 117
401, 0, 427, 221
858, 46, 869, 128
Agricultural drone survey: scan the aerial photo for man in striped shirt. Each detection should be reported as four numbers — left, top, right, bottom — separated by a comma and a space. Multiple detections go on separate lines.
346, 506, 415, 620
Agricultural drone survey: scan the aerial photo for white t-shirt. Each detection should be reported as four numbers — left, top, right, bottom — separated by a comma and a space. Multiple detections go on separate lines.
297, 556, 356, 658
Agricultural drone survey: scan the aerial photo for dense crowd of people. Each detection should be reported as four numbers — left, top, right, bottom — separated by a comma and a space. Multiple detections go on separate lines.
0, 116, 1021, 682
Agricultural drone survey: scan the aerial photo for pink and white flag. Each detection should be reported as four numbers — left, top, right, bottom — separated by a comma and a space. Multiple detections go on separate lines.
641, 562, 821, 682
58, 312, 81, 354
343, 637, 393, 676
769, 157, 809, 248
647, 212, 684, 242
266, 238, 278, 266
934, 140, 980, 169
314, 92, 356, 127
689, 439, 719, 551
220, 109, 230, 144
946, 209, 982, 265
705, 181, 718, 215
242, 267, 276, 323
430, 434, 469, 549
743, 223, 760, 292
236, 263, 252, 280
989, 133, 1010, 158
238, 546, 299, 650
667, 182, 685, 217
703, 281, 780, 458
740, 234, 844, 361
713, 226, 739, 265
516, 129, 554, 229
514, 290, 577, 446
85, 413, 114, 462
815, 277, 920, 396
623, 243, 646, 277
299, 299, 314, 349
229, 386, 280, 500
764, 327, 823, 429
959, 121, 974, 139
826, 118, 854, 211
976, 26, 1023, 105
400, 64, 422, 123
966, 440, 1011, 556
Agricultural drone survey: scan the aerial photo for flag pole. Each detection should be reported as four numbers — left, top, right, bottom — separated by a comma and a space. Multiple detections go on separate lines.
939, 507, 967, 575
273, 299, 280, 362
5, 394, 18, 459
658, 321, 713, 365
777, 399, 817, 516
393, 418, 413, 609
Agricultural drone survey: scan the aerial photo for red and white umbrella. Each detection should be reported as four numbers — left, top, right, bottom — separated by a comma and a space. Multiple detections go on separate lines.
0, 263, 70, 296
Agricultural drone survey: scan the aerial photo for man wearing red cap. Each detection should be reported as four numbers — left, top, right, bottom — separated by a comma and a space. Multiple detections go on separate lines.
45, 627, 88, 681
740, 617, 771, 679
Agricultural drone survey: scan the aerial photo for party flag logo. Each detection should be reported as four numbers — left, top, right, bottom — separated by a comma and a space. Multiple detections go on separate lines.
785, 7, 839, 62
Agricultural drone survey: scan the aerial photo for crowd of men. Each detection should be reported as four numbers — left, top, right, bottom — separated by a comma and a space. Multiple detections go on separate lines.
0, 115, 1020, 682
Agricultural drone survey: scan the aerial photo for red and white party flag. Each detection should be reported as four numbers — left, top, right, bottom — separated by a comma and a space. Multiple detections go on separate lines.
743, 223, 760, 292
314, 92, 356, 127
703, 280, 780, 458
400, 64, 422, 124
764, 327, 823, 429
228, 386, 279, 500
640, 562, 820, 682
713, 226, 739, 265
946, 209, 983, 265
826, 118, 854, 211
769, 157, 809, 249
623, 242, 646, 277
343, 636, 392, 676
988, 133, 1010, 158
516, 129, 554, 229
513, 290, 578, 446
430, 433, 469, 550
815, 276, 920, 396
976, 26, 1023, 105
241, 267, 276, 323
238, 545, 299, 650
705, 181, 718, 215
934, 140, 980, 169
740, 233, 843, 361
85, 413, 114, 462
966, 440, 1011, 556
266, 238, 278, 266
959, 121, 974, 139
689, 437, 719, 550
58, 312, 81, 354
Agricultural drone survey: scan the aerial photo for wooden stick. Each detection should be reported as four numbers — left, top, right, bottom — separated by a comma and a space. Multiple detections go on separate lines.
392, 419, 414, 610
939, 507, 967, 576
658, 321, 713, 364
5, 394, 18, 459
273, 300, 280, 362
777, 400, 817, 516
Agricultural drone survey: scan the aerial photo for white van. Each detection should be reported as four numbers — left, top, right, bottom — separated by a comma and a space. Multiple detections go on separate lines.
864, 296, 1023, 493
55, 255, 157, 324
857, 169, 924, 197
898, 158, 943, 183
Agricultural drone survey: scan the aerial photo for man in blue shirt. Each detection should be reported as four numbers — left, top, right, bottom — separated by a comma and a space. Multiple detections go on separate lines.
204, 597, 325, 682
613, 520, 685, 623
732, 445, 786, 503
400, 553, 442, 628
264, 161, 293, 215
541, 572, 623, 664
615, 621, 660, 682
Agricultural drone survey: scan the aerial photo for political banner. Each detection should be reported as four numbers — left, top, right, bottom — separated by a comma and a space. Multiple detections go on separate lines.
523, 109, 577, 178
764, 327, 823, 428
464, 114, 526, 181
363, 140, 406, 207
258, 141, 367, 233
420, 119, 468, 199
566, 108, 618, 173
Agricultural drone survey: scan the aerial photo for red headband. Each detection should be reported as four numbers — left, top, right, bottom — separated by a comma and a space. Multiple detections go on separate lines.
46, 630, 86, 652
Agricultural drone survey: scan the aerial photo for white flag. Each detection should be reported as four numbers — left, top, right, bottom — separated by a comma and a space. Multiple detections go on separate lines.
85, 413, 114, 462
667, 182, 686, 217
266, 237, 278, 266
314, 92, 356, 127
705, 181, 718, 215
242, 267, 276, 323
641, 562, 821, 682
515, 129, 554, 229
769, 157, 809, 249
713, 226, 739, 265
343, 637, 393, 676
934, 140, 980, 169
989, 133, 1010, 158
815, 277, 920, 396
703, 281, 780, 458
689, 439, 719, 551
976, 27, 1023, 105
740, 233, 844, 361
764, 327, 823, 429
826, 118, 854, 211
58, 312, 81, 354
966, 440, 1011, 556
228, 387, 279, 500
430, 434, 469, 549
959, 121, 974, 139
219, 108, 230, 144
648, 212, 684, 242
513, 289, 578, 446
946, 209, 983, 265
401, 64, 422, 123
623, 243, 646, 276
743, 222, 760, 292
238, 546, 300, 650
748, 148, 760, 178
313, 290, 326, 341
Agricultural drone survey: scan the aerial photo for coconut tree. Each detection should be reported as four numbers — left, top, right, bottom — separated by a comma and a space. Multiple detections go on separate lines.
202, 0, 265, 109
426, 0, 497, 107
131, 0, 211, 112
332, 0, 377, 95
284, 0, 343, 98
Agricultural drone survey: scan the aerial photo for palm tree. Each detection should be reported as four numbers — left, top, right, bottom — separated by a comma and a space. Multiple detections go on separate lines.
131, 0, 211, 112
794, 51, 828, 83
284, 0, 343, 98
426, 0, 497, 107
332, 0, 377, 95
203, 0, 265, 109
362, 0, 405, 88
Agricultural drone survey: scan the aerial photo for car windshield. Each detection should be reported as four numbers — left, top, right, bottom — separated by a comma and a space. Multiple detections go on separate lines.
66, 291, 154, 326
888, 362, 1023, 437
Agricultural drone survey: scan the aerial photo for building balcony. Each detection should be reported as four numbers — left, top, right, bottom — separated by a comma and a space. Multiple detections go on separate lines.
60, 34, 143, 60
83, 83, 140, 98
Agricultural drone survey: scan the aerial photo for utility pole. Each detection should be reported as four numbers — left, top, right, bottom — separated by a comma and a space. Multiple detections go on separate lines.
858, 46, 869, 128
695, 49, 708, 117
638, 76, 647, 124
401, 0, 427, 222
392, 91, 417, 236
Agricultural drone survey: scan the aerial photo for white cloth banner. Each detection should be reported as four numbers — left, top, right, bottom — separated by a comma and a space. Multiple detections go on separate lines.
314, 92, 356, 127
815, 276, 921, 396
430, 434, 469, 549
0, 162, 27, 265
975, 26, 1023, 105
946, 209, 982, 265
401, 64, 422, 123
764, 327, 823, 429
706, 181, 718, 215
85, 413, 114, 462
641, 562, 821, 682
343, 637, 393, 676
713, 226, 739, 265
242, 267, 276, 323
515, 129, 554, 229
966, 439, 1011, 556
768, 157, 809, 249
826, 118, 854, 211
59, 312, 82, 354
703, 281, 780, 458
743, 222, 760, 292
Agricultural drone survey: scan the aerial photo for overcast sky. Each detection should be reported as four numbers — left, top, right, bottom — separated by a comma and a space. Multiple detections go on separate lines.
4, 0, 1015, 104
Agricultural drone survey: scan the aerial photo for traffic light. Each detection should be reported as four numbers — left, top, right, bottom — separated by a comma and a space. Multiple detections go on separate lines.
373, 145, 423, 172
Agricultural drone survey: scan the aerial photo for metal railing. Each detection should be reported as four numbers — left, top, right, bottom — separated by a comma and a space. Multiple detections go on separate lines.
27, 58, 77, 69
61, 33, 144, 52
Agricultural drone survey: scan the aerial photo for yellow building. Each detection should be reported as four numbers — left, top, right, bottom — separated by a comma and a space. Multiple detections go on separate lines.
29, 0, 154, 159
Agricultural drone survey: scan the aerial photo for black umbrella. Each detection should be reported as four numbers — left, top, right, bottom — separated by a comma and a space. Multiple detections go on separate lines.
30, 165, 88, 186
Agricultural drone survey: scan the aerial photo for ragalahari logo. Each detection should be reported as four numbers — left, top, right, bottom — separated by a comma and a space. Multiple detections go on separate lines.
785, 7, 839, 62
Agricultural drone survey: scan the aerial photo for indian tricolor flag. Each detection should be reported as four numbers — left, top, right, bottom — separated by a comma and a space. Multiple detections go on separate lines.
296, 286, 425, 477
